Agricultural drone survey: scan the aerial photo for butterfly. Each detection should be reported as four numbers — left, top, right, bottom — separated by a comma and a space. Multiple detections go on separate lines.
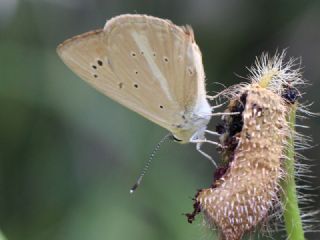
57, 14, 221, 164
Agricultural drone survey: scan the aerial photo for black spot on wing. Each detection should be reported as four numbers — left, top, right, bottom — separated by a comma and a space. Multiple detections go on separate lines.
97, 60, 103, 66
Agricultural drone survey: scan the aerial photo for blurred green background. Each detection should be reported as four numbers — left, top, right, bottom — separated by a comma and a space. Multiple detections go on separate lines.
1, 0, 320, 239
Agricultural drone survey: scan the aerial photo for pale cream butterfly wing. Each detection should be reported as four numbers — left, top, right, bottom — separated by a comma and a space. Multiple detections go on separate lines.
57, 14, 211, 143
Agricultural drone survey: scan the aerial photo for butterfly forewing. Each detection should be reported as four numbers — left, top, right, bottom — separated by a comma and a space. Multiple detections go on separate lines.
57, 14, 207, 134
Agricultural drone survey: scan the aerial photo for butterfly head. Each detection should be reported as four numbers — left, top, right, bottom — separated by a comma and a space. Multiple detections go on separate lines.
171, 112, 211, 144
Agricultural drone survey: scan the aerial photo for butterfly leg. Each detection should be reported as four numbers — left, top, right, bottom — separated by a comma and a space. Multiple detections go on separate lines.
205, 130, 220, 136
196, 142, 217, 167
210, 102, 226, 110
210, 112, 240, 117
191, 138, 223, 148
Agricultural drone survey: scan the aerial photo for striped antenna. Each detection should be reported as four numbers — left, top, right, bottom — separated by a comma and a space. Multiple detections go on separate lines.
130, 133, 172, 194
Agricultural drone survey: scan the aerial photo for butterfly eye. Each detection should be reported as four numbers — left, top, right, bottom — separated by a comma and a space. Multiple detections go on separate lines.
172, 136, 182, 142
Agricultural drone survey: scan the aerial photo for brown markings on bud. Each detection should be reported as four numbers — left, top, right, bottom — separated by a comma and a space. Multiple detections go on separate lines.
185, 189, 202, 223
196, 84, 288, 240
217, 92, 247, 164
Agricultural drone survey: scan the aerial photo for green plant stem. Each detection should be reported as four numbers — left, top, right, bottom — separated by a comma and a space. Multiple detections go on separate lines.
282, 104, 305, 240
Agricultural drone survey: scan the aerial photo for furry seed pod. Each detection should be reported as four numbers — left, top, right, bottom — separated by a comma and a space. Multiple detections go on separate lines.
198, 84, 288, 240
187, 51, 316, 240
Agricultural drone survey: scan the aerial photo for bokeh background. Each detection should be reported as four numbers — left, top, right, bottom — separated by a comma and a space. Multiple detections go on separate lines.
1, 0, 320, 239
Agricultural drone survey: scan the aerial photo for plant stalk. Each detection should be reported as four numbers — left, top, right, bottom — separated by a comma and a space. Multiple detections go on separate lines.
282, 104, 305, 240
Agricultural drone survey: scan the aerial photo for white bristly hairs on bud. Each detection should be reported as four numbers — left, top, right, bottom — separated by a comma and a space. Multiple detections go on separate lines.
189, 50, 318, 239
